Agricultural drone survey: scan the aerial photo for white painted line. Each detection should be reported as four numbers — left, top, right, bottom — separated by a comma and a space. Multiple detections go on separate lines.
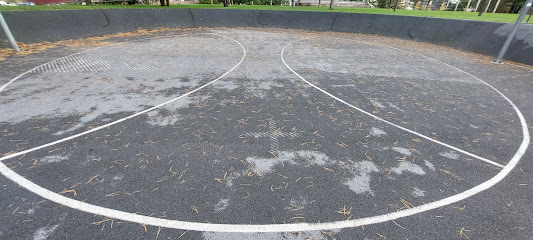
0, 34, 528, 233
0, 33, 245, 162
281, 38, 505, 168
275, 37, 528, 230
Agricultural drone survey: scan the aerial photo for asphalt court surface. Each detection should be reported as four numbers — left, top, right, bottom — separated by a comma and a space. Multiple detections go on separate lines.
0, 28, 532, 239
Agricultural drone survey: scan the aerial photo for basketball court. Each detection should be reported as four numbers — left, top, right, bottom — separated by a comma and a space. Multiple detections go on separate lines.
0, 28, 531, 239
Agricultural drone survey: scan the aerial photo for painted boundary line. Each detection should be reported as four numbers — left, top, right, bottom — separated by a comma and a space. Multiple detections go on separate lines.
0, 33, 243, 162
282, 37, 505, 168
0, 33, 528, 233
272, 37, 530, 229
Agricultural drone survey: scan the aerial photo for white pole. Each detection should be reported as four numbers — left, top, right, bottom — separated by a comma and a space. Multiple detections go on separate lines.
492, 0, 501, 13
0, 13, 20, 52
474, 0, 481, 11
483, 0, 493, 12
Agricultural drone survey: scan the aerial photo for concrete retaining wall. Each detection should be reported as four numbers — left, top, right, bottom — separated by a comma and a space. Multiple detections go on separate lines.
1, 9, 532, 65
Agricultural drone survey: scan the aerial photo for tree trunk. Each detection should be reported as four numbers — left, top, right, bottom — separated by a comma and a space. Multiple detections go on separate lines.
291, 0, 294, 7
160, 0, 165, 6
478, 0, 491, 15
318, 0, 321, 7
85, 0, 91, 5
394, 0, 399, 11
270, 0, 272, 5
224, 0, 228, 7
329, 0, 334, 10
211, 0, 213, 4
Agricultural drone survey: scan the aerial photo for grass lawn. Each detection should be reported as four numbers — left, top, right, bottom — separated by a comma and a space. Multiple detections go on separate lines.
0, 3, 530, 23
